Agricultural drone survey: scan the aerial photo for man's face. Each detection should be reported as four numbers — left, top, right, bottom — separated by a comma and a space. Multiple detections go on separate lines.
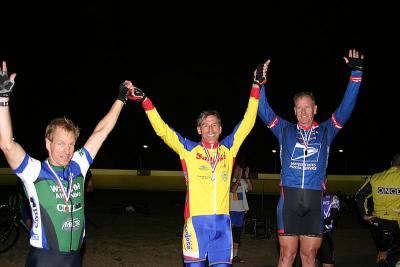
45, 127, 76, 167
197, 115, 222, 144
294, 96, 317, 128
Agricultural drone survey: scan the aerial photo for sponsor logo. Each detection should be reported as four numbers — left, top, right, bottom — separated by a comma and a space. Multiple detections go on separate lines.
51, 182, 82, 199
195, 153, 226, 162
78, 148, 85, 156
62, 218, 81, 231
289, 161, 317, 171
199, 165, 208, 170
291, 142, 320, 162
222, 171, 228, 181
57, 203, 83, 212
377, 187, 400, 195
31, 206, 39, 228
184, 228, 192, 250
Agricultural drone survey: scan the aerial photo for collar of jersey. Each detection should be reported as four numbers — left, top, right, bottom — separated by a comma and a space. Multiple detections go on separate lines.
201, 141, 220, 149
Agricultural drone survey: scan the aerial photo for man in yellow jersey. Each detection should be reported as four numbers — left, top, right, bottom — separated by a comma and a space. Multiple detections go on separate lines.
355, 153, 400, 266
125, 60, 270, 267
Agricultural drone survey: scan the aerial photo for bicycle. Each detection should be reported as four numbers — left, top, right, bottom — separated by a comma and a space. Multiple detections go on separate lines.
0, 192, 31, 253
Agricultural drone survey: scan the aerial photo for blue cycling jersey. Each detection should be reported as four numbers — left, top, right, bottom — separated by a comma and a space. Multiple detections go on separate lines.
258, 71, 362, 190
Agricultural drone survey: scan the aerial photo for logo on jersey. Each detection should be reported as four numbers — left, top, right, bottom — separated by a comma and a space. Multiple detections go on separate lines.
30, 197, 39, 228
377, 187, 400, 195
291, 142, 321, 162
50, 182, 82, 199
78, 148, 85, 157
184, 228, 192, 251
57, 203, 83, 212
195, 152, 226, 162
62, 218, 81, 231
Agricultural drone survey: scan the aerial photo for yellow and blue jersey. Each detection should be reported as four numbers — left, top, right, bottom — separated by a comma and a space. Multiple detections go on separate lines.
141, 86, 260, 218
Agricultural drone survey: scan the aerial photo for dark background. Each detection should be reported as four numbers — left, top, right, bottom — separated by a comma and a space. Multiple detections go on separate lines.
0, 2, 398, 174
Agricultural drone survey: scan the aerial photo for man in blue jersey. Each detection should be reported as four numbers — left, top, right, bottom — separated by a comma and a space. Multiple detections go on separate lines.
257, 49, 363, 267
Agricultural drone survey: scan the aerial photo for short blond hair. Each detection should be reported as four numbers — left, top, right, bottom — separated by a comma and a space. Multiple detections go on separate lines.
45, 117, 80, 141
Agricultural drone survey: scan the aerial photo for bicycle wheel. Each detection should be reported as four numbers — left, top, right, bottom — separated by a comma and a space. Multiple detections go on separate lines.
0, 205, 20, 253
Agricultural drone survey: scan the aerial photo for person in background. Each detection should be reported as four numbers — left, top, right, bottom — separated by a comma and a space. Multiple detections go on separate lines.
355, 153, 400, 266
14, 177, 33, 229
257, 49, 364, 267
230, 161, 253, 263
317, 189, 340, 267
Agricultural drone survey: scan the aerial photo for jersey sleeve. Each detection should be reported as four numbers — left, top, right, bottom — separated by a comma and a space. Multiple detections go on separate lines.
258, 84, 291, 142
71, 147, 93, 179
142, 99, 186, 156
221, 85, 260, 155
324, 70, 363, 139
13, 153, 41, 183
355, 177, 372, 218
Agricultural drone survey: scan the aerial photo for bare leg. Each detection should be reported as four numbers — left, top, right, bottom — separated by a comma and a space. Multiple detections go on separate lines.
299, 235, 322, 267
277, 235, 299, 267
376, 251, 388, 264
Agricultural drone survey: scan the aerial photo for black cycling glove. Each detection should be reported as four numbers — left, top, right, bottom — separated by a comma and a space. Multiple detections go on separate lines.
0, 69, 15, 97
347, 57, 363, 71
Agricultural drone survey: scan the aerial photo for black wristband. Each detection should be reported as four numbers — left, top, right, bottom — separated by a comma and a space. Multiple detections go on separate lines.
0, 101, 9, 106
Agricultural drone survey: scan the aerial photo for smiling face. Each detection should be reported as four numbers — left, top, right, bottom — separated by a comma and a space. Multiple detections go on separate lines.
294, 95, 317, 128
197, 114, 222, 144
45, 126, 76, 167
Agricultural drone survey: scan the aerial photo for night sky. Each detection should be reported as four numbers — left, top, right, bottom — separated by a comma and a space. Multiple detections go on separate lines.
0, 2, 398, 174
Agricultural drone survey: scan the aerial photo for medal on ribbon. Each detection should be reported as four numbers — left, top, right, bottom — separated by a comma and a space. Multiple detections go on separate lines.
201, 142, 220, 181
46, 160, 73, 213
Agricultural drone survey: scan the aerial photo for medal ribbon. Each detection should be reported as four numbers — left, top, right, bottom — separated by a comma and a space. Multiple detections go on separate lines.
298, 126, 313, 155
201, 142, 220, 181
46, 160, 73, 207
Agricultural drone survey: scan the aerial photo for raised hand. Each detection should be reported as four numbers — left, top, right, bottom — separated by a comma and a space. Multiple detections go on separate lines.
118, 82, 130, 104
244, 166, 250, 178
122, 80, 147, 103
0, 61, 16, 98
130, 87, 146, 103
253, 59, 271, 86
344, 49, 364, 71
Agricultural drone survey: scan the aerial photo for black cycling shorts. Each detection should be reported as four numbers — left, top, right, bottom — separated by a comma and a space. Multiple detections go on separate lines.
317, 232, 335, 264
26, 246, 82, 267
373, 218, 400, 252
277, 187, 323, 236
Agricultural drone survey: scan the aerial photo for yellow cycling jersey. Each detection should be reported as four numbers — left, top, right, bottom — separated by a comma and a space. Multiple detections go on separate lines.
357, 167, 400, 221
141, 86, 260, 218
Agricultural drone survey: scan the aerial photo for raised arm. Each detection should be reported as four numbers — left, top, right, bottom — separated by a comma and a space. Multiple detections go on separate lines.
0, 61, 26, 169
331, 49, 364, 127
257, 60, 285, 131
225, 60, 270, 154
230, 166, 243, 193
244, 166, 253, 191
127, 81, 187, 155
83, 82, 129, 158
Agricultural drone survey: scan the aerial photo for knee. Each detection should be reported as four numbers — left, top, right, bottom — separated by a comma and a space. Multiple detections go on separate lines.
279, 249, 297, 265
299, 248, 318, 265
